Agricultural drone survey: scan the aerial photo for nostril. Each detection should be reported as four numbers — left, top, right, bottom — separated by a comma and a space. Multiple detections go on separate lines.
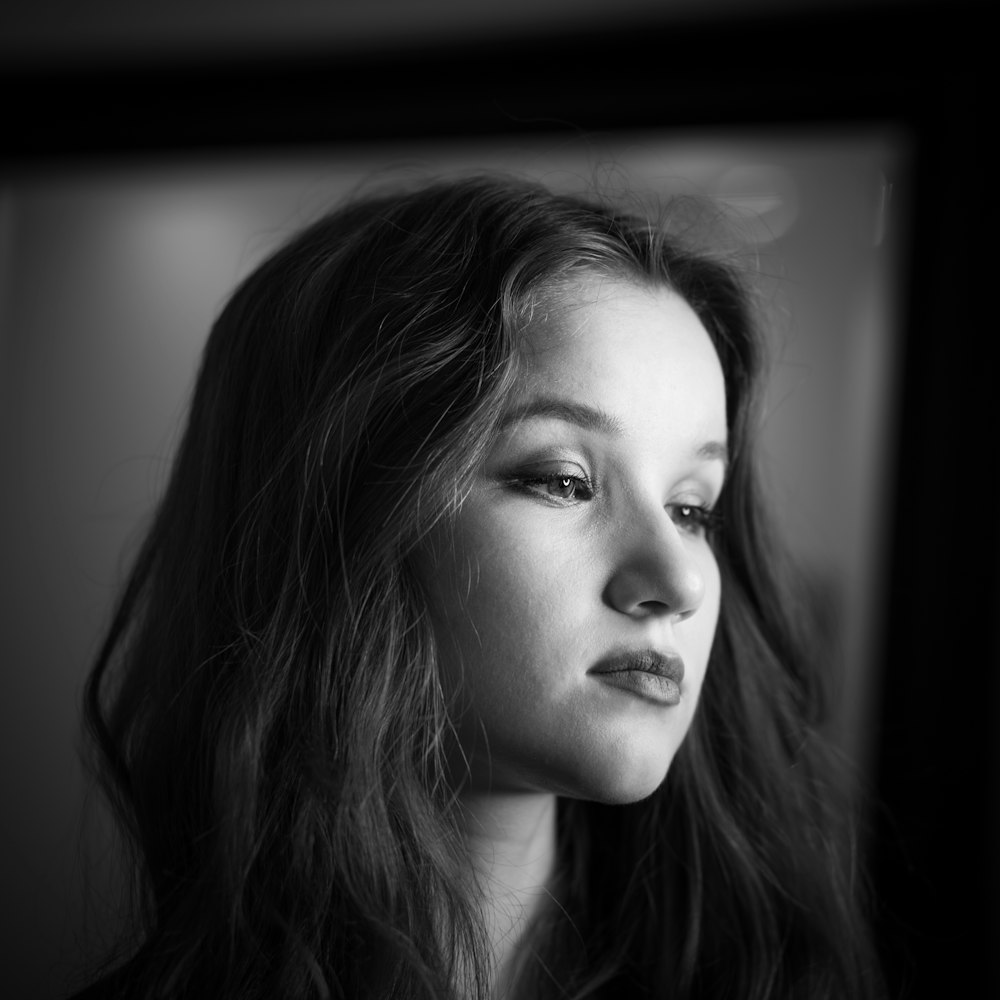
634, 598, 673, 618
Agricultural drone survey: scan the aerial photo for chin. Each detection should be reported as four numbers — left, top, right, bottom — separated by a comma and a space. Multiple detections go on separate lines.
529, 738, 681, 805
574, 758, 675, 805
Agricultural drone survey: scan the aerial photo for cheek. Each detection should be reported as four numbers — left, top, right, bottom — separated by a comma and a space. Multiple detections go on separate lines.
673, 550, 722, 702
700, 555, 723, 646
423, 493, 564, 626
413, 512, 726, 800
696, 560, 722, 687
424, 535, 560, 696
416, 506, 592, 749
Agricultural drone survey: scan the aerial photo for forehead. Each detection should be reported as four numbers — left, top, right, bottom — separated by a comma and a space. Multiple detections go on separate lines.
516, 277, 726, 428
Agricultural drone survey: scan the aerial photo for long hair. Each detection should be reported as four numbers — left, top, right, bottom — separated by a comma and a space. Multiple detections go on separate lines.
78, 173, 882, 999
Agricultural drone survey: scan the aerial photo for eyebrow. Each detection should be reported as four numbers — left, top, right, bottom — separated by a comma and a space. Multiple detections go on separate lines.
499, 398, 625, 436
499, 395, 729, 468
697, 440, 729, 467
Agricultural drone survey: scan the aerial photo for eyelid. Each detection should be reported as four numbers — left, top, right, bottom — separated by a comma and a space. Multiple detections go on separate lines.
503, 456, 591, 481
669, 480, 722, 509
503, 461, 596, 504
667, 499, 723, 537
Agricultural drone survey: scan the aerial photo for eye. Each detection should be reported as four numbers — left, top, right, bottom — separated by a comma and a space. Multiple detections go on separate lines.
548, 475, 582, 499
669, 503, 722, 537
515, 472, 595, 503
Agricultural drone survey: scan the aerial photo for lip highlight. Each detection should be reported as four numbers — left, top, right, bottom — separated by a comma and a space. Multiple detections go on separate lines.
589, 650, 685, 706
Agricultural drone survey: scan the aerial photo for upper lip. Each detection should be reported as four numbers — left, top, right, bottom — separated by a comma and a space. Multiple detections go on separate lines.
589, 650, 685, 684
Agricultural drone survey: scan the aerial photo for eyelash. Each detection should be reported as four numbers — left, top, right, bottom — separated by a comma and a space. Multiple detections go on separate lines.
514, 472, 596, 503
669, 503, 724, 538
510, 472, 723, 537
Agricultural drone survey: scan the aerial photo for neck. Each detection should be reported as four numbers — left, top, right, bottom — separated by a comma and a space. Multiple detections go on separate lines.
458, 791, 558, 997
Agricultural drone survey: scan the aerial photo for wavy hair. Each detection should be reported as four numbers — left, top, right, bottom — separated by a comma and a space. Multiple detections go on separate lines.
77, 173, 883, 999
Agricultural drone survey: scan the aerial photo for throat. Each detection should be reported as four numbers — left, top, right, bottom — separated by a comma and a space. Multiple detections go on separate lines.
458, 792, 558, 995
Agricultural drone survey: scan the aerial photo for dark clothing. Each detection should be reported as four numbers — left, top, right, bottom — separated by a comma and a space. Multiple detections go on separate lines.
63, 967, 130, 1000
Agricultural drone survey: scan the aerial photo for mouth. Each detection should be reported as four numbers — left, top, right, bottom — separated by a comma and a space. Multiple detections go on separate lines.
588, 650, 685, 707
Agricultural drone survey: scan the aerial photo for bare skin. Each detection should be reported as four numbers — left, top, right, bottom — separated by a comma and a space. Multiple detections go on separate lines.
458, 792, 558, 997
425, 276, 727, 995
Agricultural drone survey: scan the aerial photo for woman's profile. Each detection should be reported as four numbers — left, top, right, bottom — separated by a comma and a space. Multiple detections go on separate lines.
69, 172, 884, 999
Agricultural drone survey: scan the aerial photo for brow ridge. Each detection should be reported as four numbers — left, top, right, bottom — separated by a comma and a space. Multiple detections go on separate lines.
499, 395, 729, 470
499, 398, 625, 436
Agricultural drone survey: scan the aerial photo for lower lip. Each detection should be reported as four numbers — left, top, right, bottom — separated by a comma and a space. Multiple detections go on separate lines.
593, 670, 681, 706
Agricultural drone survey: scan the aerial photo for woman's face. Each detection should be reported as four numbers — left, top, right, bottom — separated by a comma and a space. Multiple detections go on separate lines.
418, 275, 727, 804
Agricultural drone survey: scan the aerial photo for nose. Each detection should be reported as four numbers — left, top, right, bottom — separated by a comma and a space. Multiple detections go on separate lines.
602, 509, 707, 622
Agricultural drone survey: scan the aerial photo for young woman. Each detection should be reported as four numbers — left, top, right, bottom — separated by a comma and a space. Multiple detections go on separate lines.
71, 173, 884, 999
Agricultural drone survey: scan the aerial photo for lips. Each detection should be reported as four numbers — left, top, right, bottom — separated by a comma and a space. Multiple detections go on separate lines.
589, 650, 685, 706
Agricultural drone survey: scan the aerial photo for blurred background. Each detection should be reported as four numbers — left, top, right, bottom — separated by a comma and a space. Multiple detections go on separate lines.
0, 2, 991, 999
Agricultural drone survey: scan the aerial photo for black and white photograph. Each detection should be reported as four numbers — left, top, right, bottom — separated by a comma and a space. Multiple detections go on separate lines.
1, 2, 991, 998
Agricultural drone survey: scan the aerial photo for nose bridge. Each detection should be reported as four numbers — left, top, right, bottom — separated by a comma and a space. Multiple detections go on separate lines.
604, 500, 706, 619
